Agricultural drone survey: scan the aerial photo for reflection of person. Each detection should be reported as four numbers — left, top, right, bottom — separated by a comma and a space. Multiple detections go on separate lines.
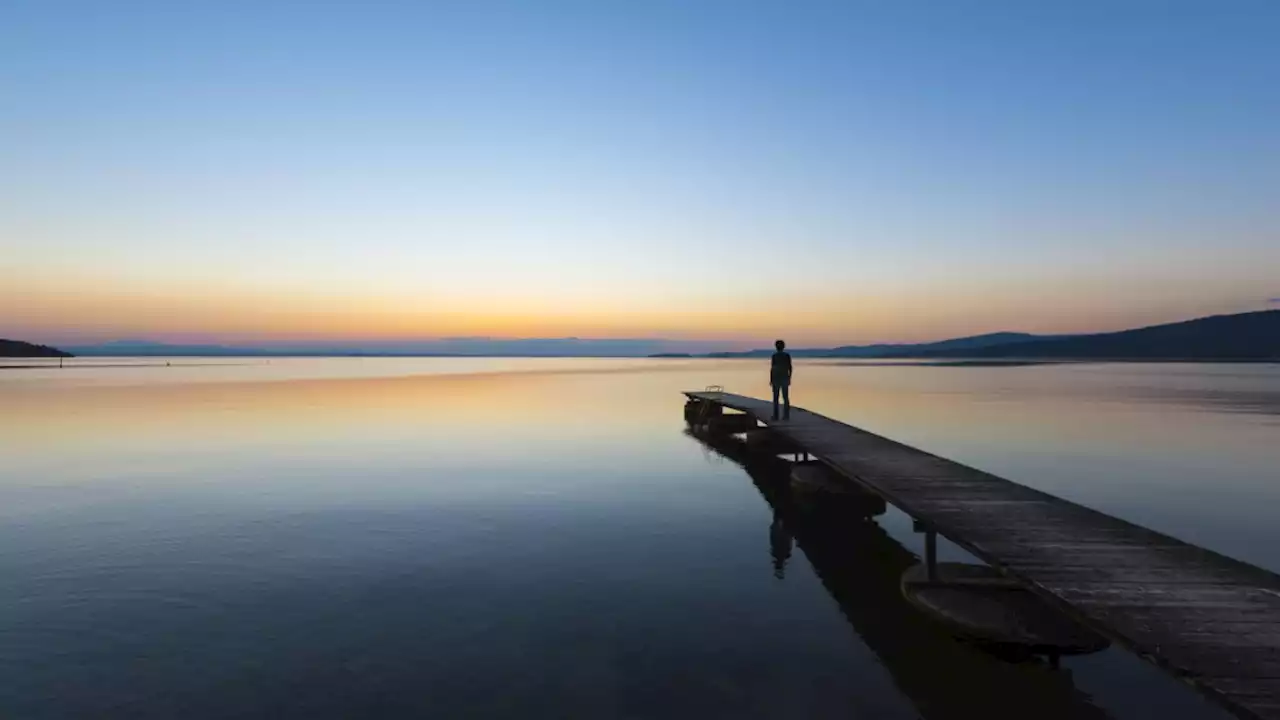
770, 339, 792, 421
769, 509, 792, 579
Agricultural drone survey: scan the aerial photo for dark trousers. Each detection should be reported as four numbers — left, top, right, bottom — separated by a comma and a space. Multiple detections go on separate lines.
771, 383, 790, 419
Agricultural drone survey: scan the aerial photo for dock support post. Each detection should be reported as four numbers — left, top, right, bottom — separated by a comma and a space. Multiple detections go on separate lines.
925, 530, 938, 581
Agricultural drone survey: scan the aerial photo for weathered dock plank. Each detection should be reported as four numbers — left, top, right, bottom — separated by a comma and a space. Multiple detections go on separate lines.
684, 390, 1280, 720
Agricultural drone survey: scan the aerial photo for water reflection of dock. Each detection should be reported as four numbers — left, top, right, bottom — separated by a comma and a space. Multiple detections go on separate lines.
685, 391, 1280, 720
687, 428, 1114, 720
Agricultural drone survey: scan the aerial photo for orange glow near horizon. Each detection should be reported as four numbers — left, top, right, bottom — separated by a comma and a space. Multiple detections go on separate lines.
4, 269, 1273, 349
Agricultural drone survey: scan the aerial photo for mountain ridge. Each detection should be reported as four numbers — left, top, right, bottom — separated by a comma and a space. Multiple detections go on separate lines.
707, 332, 1052, 358
923, 310, 1280, 360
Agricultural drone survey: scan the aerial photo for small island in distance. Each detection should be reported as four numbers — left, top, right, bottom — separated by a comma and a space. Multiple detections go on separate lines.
0, 339, 74, 358
7, 309, 1278, 362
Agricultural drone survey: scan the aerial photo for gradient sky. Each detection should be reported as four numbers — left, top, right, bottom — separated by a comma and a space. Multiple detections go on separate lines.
3, 0, 1278, 348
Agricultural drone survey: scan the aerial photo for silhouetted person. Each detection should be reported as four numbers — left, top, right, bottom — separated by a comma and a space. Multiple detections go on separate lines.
770, 339, 791, 420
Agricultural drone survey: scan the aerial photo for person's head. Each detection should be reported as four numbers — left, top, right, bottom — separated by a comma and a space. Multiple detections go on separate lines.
775, 339, 786, 351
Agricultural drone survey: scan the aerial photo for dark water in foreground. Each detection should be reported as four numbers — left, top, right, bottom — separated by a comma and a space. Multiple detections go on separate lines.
2, 358, 1277, 719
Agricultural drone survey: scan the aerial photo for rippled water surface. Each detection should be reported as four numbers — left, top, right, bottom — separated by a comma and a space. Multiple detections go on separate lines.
3, 358, 1277, 719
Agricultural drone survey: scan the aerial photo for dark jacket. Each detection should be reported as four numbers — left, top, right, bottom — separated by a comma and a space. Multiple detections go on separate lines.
770, 351, 792, 387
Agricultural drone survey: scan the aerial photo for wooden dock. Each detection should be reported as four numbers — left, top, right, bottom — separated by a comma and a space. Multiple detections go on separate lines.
684, 390, 1280, 720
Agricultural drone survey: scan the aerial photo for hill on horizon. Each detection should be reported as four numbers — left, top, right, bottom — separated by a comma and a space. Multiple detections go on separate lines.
705, 310, 1278, 361
708, 332, 1053, 359
925, 310, 1280, 361
0, 339, 73, 358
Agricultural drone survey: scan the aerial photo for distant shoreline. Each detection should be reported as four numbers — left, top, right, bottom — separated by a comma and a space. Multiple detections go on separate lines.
12, 308, 1278, 363
3, 355, 1276, 370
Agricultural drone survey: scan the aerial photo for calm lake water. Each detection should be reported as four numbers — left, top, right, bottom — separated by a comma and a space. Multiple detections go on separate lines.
3, 358, 1277, 719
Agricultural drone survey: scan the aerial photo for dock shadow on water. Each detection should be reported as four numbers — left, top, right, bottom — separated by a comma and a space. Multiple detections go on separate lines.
685, 427, 1114, 720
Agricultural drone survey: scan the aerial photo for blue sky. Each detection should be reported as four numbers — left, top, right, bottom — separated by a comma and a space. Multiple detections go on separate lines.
2, 0, 1277, 346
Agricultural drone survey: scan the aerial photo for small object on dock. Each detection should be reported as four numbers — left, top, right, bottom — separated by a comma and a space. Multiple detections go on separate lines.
901, 562, 1110, 662
683, 398, 720, 426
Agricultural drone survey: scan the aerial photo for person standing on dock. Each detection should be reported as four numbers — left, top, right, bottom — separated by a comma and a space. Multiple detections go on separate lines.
770, 339, 792, 420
